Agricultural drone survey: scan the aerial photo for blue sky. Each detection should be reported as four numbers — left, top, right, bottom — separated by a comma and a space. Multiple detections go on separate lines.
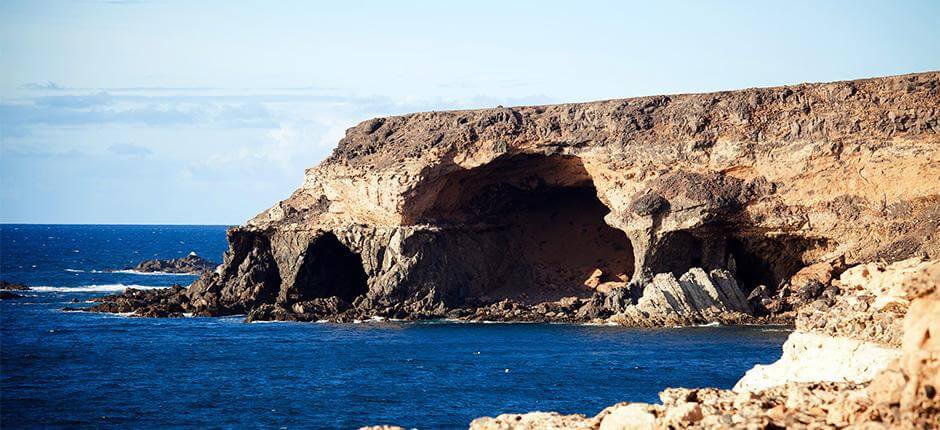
2, 0, 938, 224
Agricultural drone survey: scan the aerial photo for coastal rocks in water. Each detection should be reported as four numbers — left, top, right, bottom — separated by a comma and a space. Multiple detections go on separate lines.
88, 285, 189, 317
89, 72, 940, 324
607, 268, 752, 326
0, 281, 31, 291
126, 252, 218, 274
1, 281, 31, 299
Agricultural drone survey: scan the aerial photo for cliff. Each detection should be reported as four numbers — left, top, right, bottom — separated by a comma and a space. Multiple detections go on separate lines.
89, 71, 940, 324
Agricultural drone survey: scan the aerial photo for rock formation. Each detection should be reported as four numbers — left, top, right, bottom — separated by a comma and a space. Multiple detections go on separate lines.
123, 252, 218, 274
1, 281, 30, 299
89, 71, 940, 325
1, 281, 31, 291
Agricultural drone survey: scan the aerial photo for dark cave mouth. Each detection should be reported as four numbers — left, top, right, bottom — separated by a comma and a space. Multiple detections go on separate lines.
647, 229, 822, 296
407, 154, 636, 304
291, 233, 368, 303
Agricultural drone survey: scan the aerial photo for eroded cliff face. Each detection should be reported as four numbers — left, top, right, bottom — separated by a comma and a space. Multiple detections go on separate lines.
90, 72, 940, 323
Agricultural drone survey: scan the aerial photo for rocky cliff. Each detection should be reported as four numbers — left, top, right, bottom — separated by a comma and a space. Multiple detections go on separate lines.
89, 71, 940, 324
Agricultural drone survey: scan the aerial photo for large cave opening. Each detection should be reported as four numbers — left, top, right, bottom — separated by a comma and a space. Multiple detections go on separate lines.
291, 233, 368, 303
405, 154, 634, 305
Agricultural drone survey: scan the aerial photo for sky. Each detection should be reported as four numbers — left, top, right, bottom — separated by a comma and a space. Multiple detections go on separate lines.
1, 0, 938, 225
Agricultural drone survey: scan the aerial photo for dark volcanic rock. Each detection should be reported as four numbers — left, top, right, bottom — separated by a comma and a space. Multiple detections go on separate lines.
126, 253, 218, 274
87, 284, 190, 317
1, 281, 31, 291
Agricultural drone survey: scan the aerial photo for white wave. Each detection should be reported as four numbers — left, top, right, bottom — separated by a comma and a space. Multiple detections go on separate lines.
64, 268, 195, 276
695, 321, 722, 327
109, 269, 196, 276
29, 284, 171, 293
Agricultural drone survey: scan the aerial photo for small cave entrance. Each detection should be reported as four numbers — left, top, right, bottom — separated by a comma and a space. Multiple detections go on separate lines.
646, 228, 823, 294
291, 233, 368, 303
404, 154, 634, 305
727, 235, 824, 292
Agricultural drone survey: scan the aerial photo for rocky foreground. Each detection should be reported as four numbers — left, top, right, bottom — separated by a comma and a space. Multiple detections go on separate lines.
87, 72, 938, 326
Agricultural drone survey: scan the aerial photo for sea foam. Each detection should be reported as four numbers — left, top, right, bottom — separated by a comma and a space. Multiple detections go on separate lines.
29, 284, 170, 293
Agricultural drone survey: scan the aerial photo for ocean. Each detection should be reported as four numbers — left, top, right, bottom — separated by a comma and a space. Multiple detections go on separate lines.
0, 224, 789, 429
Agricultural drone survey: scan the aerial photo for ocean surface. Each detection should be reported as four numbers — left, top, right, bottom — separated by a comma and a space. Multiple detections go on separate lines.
0, 224, 790, 429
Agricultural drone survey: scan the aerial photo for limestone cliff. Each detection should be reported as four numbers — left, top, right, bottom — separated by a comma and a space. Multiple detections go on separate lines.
89, 71, 940, 323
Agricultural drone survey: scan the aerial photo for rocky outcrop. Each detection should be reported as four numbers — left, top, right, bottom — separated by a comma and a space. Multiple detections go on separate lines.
1, 281, 31, 291
733, 331, 900, 392
124, 252, 218, 274
467, 258, 939, 429
89, 72, 940, 324
1, 281, 30, 299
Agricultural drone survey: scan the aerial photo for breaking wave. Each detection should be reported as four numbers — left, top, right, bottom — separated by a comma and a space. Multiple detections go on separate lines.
64, 268, 194, 276
29, 284, 170, 293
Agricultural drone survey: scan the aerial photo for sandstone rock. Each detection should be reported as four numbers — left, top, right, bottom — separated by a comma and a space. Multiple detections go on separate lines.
597, 404, 657, 430
662, 401, 703, 426
733, 331, 901, 392
469, 411, 594, 430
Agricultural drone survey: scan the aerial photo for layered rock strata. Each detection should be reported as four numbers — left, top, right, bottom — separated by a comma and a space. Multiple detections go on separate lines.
89, 71, 940, 324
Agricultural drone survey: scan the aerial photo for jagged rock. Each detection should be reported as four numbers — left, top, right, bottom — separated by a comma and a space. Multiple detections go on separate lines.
125, 252, 218, 274
745, 285, 771, 313
86, 285, 189, 317
609, 268, 752, 326
88, 72, 940, 323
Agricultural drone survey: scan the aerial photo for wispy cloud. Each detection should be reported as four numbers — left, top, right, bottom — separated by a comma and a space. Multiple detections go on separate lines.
19, 81, 68, 91
108, 143, 152, 156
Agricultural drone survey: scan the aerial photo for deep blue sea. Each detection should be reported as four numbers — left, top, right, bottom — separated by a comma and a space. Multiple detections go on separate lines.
1, 224, 789, 429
